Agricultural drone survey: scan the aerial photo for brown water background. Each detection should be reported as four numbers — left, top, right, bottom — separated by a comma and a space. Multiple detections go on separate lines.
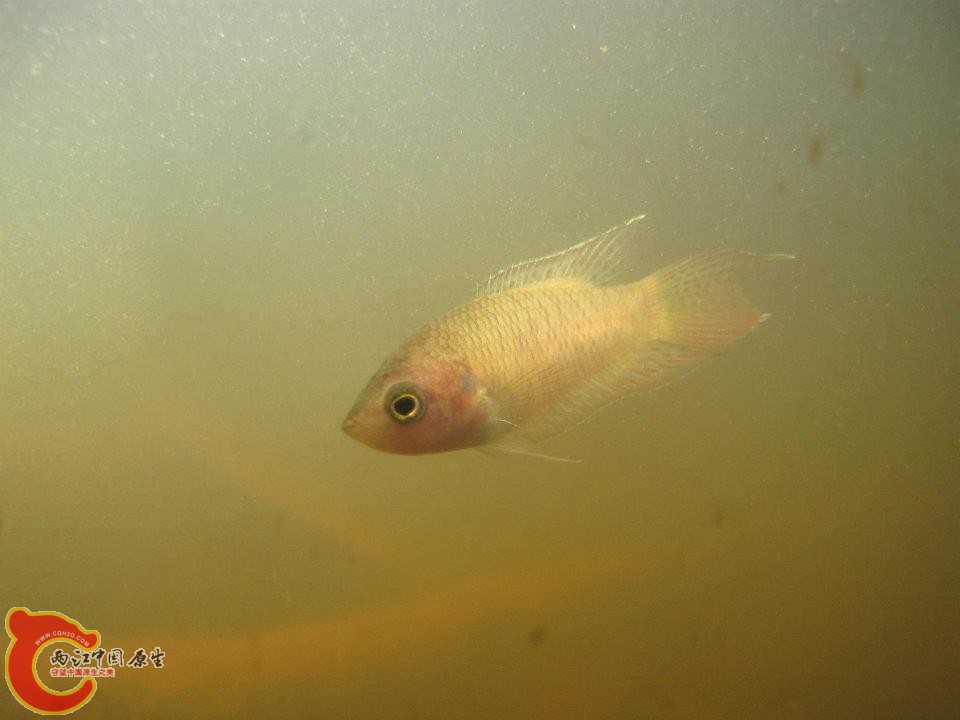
1, 2, 958, 718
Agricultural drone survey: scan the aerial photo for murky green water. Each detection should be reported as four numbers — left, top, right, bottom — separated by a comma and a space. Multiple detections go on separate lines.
1, 2, 957, 718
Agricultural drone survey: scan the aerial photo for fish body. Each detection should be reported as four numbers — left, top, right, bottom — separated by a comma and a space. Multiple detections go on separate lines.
342, 216, 789, 455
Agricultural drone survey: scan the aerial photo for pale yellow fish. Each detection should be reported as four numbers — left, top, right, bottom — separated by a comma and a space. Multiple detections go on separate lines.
342, 215, 790, 456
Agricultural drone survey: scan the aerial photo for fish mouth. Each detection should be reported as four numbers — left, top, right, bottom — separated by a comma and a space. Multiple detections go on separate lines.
341, 410, 374, 447
341, 413, 359, 439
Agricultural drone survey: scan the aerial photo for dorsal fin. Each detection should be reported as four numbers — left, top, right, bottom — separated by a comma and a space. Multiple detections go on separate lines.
476, 214, 647, 296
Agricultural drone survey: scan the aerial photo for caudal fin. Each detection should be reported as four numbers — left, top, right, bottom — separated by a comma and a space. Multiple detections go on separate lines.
638, 250, 792, 348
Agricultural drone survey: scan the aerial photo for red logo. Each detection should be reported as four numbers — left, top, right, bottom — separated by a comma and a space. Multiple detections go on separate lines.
4, 608, 101, 715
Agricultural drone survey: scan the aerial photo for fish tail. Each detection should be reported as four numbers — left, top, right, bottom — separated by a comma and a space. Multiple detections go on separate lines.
637, 250, 792, 348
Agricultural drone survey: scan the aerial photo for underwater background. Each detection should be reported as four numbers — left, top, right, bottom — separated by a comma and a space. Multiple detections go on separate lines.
1, 1, 958, 718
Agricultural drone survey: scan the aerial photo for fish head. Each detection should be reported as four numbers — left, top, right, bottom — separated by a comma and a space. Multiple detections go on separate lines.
342, 352, 490, 455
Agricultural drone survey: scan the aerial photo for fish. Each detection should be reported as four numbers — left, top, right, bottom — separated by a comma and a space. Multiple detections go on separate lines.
342, 215, 791, 456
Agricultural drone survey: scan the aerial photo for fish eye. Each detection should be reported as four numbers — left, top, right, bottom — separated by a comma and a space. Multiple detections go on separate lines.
385, 384, 424, 424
